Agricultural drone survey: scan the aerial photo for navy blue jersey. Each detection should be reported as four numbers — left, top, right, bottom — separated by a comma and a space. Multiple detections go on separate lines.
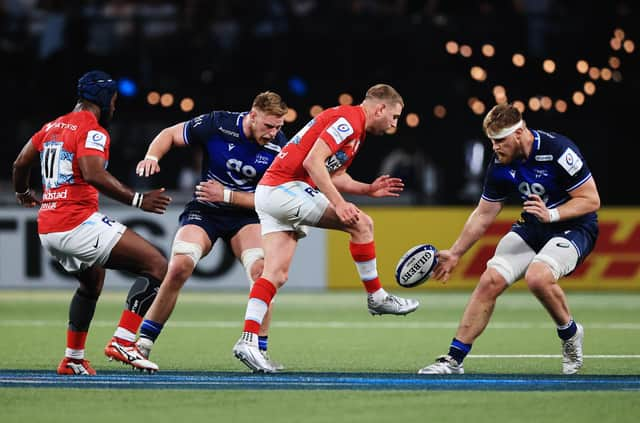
482, 129, 598, 258
183, 110, 287, 210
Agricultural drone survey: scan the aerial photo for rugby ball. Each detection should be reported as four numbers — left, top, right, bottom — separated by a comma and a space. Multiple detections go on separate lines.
394, 244, 438, 288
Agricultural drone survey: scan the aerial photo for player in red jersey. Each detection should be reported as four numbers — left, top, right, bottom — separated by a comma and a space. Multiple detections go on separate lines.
233, 84, 420, 372
12, 70, 171, 375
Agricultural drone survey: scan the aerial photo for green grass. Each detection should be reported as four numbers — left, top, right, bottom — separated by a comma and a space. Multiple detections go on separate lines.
1, 290, 639, 422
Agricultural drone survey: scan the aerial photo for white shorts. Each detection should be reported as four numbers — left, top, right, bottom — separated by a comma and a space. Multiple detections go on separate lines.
487, 231, 580, 285
39, 212, 127, 273
255, 182, 330, 238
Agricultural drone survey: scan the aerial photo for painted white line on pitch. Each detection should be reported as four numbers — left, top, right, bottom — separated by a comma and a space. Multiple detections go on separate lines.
2, 320, 640, 330
468, 354, 640, 359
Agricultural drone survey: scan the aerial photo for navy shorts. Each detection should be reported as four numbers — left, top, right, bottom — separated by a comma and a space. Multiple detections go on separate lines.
178, 200, 260, 244
511, 213, 599, 263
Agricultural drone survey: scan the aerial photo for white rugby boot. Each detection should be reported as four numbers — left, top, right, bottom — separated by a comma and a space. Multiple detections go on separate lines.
417, 355, 464, 375
562, 323, 584, 375
367, 293, 419, 316
233, 332, 277, 373
260, 350, 285, 371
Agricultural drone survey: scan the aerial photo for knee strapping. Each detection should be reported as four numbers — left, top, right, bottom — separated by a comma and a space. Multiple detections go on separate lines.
241, 248, 264, 285
126, 274, 161, 316
171, 240, 203, 266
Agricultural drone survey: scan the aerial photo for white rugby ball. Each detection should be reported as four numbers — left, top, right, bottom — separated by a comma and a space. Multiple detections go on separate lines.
394, 244, 438, 288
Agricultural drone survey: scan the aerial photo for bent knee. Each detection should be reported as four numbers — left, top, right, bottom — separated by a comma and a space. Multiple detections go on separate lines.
476, 268, 508, 298
525, 263, 556, 292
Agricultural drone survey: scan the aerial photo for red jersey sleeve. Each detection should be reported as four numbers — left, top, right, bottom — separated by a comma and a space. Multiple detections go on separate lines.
76, 126, 110, 159
318, 114, 361, 154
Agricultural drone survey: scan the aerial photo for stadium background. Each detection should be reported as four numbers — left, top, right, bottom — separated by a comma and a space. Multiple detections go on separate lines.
0, 0, 638, 290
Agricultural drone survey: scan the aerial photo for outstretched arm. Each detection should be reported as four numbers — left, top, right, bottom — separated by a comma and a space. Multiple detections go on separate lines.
137, 122, 187, 177
79, 155, 171, 214
332, 172, 404, 197
433, 198, 503, 281
12, 140, 41, 207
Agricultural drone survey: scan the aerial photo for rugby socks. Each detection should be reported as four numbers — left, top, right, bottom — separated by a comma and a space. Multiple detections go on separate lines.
139, 319, 164, 343
349, 241, 387, 301
557, 319, 578, 340
243, 277, 277, 334
448, 338, 472, 364
259, 336, 269, 352
112, 309, 143, 346
65, 330, 88, 359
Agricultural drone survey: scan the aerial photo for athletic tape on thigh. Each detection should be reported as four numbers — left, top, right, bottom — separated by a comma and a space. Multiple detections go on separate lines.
531, 237, 579, 281
486, 256, 517, 285
241, 247, 264, 285
171, 240, 203, 265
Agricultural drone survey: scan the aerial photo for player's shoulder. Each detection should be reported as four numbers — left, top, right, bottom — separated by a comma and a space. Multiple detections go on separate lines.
534, 129, 579, 156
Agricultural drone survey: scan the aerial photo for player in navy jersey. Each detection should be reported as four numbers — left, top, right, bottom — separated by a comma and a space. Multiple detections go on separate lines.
104, 92, 289, 371
418, 103, 600, 375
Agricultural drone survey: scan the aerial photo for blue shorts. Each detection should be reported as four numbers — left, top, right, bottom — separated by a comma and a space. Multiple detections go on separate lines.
178, 200, 260, 244
511, 213, 599, 264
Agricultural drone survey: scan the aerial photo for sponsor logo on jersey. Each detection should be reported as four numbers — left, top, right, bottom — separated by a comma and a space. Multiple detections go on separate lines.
40, 202, 57, 210
228, 143, 236, 151
534, 168, 549, 178
255, 154, 270, 165
45, 122, 78, 132
535, 154, 553, 161
558, 147, 583, 176
218, 126, 239, 138
326, 117, 354, 144
509, 169, 516, 179
85, 130, 107, 152
325, 151, 349, 173
42, 189, 68, 201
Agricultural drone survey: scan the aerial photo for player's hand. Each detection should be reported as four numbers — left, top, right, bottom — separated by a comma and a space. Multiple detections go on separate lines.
15, 190, 41, 208
368, 175, 404, 198
335, 201, 361, 226
523, 194, 551, 222
432, 249, 460, 283
136, 157, 161, 178
141, 188, 172, 214
195, 180, 225, 203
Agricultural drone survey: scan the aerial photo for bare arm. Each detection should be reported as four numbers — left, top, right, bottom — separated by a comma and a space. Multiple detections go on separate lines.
137, 122, 187, 177
523, 177, 600, 222
12, 140, 41, 207
79, 155, 171, 214
302, 138, 361, 225
331, 171, 404, 197
195, 179, 256, 209
433, 199, 503, 281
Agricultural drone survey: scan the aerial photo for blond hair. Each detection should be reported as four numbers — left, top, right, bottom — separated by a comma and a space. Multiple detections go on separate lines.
252, 91, 288, 116
364, 84, 404, 107
483, 104, 522, 138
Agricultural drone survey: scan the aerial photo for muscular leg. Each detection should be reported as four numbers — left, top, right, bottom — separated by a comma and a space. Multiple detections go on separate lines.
455, 267, 509, 344
105, 228, 167, 280
525, 262, 571, 325
229, 224, 275, 337
145, 225, 212, 324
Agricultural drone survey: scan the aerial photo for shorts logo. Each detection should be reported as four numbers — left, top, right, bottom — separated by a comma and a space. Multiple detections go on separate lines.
556, 242, 570, 248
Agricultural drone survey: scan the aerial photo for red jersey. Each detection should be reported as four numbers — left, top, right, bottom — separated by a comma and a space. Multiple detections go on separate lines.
260, 105, 366, 187
30, 110, 110, 234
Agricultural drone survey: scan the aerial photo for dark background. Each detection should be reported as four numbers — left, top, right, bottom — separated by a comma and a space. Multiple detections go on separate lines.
1, 0, 637, 205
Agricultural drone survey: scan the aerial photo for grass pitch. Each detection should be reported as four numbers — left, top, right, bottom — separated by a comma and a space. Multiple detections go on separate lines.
1, 290, 639, 422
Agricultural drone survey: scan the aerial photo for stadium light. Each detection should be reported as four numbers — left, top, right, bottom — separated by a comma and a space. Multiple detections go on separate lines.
118, 78, 137, 97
